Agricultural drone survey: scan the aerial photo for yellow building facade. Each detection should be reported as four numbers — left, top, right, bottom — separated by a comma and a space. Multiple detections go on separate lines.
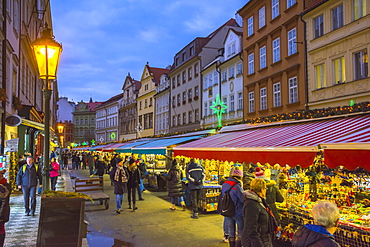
304, 0, 370, 109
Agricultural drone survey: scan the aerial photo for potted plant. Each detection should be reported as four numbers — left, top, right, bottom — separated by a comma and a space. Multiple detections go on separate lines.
0, 88, 7, 101
36, 191, 92, 247
12, 94, 22, 111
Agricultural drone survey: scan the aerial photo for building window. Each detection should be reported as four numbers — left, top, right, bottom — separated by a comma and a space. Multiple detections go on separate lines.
204, 76, 208, 90
353, 50, 368, 80
172, 116, 176, 127
182, 52, 186, 61
248, 92, 255, 113
172, 77, 176, 89
332, 4, 343, 30
273, 83, 281, 107
314, 14, 324, 38
188, 111, 193, 123
214, 71, 219, 85
272, 0, 279, 19
183, 113, 186, 125
289, 76, 298, 103
259, 6, 265, 29
229, 67, 235, 79
333, 57, 346, 84
237, 92, 243, 110
195, 109, 199, 121
194, 86, 199, 97
182, 71, 186, 84
248, 53, 255, 75
208, 88, 213, 97
172, 96, 176, 107
260, 46, 266, 69
182, 91, 187, 104
353, 0, 366, 20
149, 98, 152, 106
227, 42, 236, 57
287, 0, 296, 8
315, 64, 326, 89
91, 118, 95, 124
139, 101, 142, 110
177, 114, 181, 126
188, 89, 193, 101
230, 94, 235, 112
177, 74, 181, 86
237, 63, 243, 75
272, 38, 280, 63
222, 97, 227, 113
194, 63, 199, 76
260, 87, 267, 110
248, 16, 254, 37
76, 119, 79, 125
145, 99, 148, 108
222, 70, 227, 82
177, 94, 181, 106
209, 73, 213, 87
188, 67, 192, 80
288, 28, 297, 56
190, 46, 194, 56
204, 102, 208, 117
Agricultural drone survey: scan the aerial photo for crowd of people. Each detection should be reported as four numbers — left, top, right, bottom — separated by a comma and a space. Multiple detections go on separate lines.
12, 150, 342, 247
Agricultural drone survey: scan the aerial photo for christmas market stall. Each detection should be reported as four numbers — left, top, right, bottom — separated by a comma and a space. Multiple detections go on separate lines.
173, 114, 370, 245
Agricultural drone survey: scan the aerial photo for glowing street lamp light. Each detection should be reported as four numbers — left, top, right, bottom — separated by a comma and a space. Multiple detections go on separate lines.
31, 24, 62, 191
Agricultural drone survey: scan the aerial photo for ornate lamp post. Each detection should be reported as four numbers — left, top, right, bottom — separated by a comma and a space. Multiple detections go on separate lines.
31, 24, 62, 191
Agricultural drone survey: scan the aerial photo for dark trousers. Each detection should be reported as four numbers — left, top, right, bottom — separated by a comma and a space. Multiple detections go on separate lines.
190, 189, 201, 213
51, 176, 58, 191
127, 186, 137, 206
0, 233, 4, 247
22, 186, 37, 214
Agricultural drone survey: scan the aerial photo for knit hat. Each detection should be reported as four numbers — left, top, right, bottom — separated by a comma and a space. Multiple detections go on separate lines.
255, 167, 265, 178
231, 169, 243, 178
129, 158, 135, 165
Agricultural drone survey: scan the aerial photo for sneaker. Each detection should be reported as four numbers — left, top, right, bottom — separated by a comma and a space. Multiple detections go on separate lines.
190, 213, 199, 219
116, 210, 120, 214
223, 235, 229, 243
133, 207, 138, 211
139, 198, 144, 201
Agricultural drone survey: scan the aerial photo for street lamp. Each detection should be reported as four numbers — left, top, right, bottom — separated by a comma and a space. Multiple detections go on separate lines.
31, 24, 62, 191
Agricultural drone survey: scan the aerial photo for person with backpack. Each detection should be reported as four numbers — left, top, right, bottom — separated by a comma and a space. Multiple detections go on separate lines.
186, 159, 205, 219
16, 156, 42, 216
220, 169, 244, 247
166, 159, 186, 211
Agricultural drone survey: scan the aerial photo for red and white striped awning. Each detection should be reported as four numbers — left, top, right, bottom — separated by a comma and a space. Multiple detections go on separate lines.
174, 114, 370, 169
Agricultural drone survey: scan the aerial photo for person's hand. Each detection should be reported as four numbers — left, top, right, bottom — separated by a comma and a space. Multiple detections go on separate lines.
18, 185, 22, 189
39, 185, 42, 187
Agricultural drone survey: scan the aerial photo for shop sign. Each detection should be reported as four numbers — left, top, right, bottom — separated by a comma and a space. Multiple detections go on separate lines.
5, 138, 19, 151
5, 115, 22, 127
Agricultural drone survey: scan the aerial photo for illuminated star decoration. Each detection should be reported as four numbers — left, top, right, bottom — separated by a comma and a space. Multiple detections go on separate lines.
91, 139, 96, 145
210, 94, 227, 127
110, 132, 116, 140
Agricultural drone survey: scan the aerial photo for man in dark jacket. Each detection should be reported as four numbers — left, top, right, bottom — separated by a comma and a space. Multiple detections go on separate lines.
16, 156, 42, 216
291, 201, 340, 247
186, 159, 205, 219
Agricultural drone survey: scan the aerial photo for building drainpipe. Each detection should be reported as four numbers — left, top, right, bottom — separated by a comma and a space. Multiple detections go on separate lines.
1, 0, 7, 155
300, 5, 309, 110
197, 56, 202, 128
239, 51, 244, 120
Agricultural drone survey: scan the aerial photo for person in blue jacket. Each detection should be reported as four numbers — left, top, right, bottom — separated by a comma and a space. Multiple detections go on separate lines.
221, 169, 244, 247
16, 156, 42, 216
186, 159, 204, 219
291, 201, 340, 247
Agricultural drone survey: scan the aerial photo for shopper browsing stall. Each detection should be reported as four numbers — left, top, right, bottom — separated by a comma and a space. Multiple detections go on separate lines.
166, 159, 186, 211
186, 159, 205, 219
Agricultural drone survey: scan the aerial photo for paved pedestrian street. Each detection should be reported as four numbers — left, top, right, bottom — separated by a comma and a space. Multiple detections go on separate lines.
4, 193, 39, 247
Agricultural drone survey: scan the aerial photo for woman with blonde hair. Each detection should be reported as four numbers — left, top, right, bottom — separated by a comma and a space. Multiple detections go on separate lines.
241, 178, 276, 247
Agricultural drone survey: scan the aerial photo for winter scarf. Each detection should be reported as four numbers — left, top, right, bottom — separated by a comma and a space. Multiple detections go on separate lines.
114, 166, 128, 182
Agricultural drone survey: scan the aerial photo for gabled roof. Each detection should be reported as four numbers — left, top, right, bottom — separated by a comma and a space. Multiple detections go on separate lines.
303, 0, 329, 14
96, 93, 124, 109
87, 102, 102, 111
147, 66, 169, 85
207, 18, 240, 39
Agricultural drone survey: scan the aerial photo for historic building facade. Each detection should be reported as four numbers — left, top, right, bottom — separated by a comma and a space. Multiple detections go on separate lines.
238, 0, 306, 119
119, 73, 140, 141
303, 0, 370, 109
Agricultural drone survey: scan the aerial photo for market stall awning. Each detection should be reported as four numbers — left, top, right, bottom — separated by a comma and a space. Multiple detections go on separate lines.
95, 142, 132, 152
114, 139, 155, 153
131, 135, 205, 155
174, 114, 370, 168
88, 145, 107, 151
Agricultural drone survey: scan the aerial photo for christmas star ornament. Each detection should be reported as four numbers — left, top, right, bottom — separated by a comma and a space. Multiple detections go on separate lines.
210, 94, 227, 127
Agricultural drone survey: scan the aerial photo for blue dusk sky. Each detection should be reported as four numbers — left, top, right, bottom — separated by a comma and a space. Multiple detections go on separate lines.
51, 0, 247, 103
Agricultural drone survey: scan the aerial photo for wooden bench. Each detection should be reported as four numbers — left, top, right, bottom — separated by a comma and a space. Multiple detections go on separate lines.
73, 177, 110, 210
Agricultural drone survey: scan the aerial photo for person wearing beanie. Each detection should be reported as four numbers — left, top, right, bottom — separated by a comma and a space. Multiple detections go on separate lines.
221, 168, 244, 247
110, 158, 128, 214
95, 155, 107, 178
255, 167, 266, 179
186, 159, 205, 219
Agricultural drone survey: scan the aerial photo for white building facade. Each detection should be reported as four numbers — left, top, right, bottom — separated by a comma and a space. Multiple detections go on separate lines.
155, 73, 170, 135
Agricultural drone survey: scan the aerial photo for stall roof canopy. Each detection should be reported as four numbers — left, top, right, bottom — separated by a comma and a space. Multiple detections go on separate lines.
174, 114, 370, 168
95, 142, 131, 152
114, 139, 155, 153
131, 135, 205, 155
